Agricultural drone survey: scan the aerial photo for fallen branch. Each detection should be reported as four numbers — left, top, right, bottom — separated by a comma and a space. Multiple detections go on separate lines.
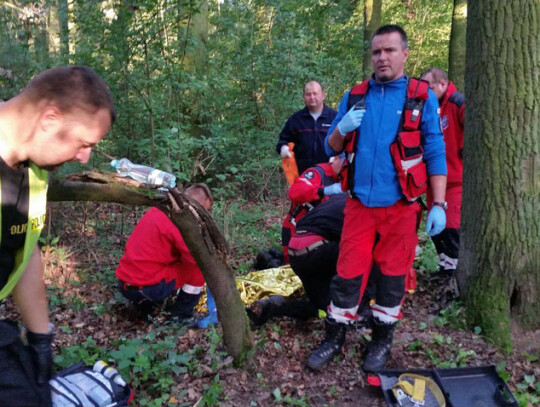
47, 171, 253, 363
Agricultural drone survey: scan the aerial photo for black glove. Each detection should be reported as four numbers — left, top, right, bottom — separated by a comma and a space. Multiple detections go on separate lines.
27, 330, 54, 385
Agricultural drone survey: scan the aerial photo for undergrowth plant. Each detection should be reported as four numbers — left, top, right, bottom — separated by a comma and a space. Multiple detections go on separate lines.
212, 198, 284, 272
54, 325, 231, 406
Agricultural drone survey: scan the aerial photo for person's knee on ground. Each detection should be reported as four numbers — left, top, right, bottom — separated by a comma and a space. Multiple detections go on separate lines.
117, 281, 160, 320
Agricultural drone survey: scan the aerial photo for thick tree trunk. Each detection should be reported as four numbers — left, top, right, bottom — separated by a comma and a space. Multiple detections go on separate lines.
362, 0, 382, 80
48, 172, 253, 363
461, 0, 540, 352
448, 0, 466, 90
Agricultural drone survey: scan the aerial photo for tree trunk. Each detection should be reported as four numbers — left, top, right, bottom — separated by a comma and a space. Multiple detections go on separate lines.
461, 0, 540, 352
448, 0, 466, 90
48, 1, 60, 54
362, 0, 382, 80
168, 189, 253, 365
57, 0, 69, 59
48, 172, 253, 363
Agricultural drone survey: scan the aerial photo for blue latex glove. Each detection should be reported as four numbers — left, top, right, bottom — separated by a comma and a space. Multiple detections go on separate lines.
337, 106, 366, 136
425, 206, 446, 236
323, 183, 343, 196
196, 288, 218, 328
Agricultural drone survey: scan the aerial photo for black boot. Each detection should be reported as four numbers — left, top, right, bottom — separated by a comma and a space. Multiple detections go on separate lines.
246, 296, 317, 328
362, 319, 396, 373
246, 295, 286, 327
169, 290, 202, 322
306, 319, 346, 371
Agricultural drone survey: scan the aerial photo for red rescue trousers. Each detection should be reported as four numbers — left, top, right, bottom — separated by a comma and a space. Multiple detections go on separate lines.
332, 198, 421, 312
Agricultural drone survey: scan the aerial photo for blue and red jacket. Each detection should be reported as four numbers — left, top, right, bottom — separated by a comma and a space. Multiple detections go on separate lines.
325, 76, 446, 207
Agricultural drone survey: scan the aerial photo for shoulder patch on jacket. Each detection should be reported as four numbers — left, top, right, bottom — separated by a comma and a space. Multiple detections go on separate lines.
448, 91, 465, 108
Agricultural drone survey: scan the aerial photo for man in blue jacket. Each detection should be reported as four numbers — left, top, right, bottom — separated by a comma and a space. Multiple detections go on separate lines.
276, 81, 337, 174
306, 25, 448, 373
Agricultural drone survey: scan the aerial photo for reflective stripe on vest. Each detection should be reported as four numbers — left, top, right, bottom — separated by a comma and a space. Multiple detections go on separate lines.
0, 163, 48, 299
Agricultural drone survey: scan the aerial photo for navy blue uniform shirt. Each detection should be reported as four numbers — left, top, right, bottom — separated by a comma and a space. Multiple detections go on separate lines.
277, 104, 337, 174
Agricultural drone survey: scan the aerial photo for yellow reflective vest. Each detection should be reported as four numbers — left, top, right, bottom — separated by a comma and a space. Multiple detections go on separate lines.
0, 163, 48, 299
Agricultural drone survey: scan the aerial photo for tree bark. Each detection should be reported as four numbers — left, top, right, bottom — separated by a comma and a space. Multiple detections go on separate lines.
48, 172, 253, 363
57, 0, 69, 58
168, 189, 253, 364
47, 172, 168, 207
362, 0, 382, 80
448, 0, 466, 90
461, 0, 540, 352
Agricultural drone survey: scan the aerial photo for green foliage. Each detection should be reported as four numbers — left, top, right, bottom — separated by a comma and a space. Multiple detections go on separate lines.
212, 198, 283, 265
47, 284, 85, 310
1, 0, 453, 200
407, 334, 477, 368
432, 301, 468, 331
498, 362, 540, 407
272, 386, 309, 406
200, 374, 224, 406
54, 325, 233, 405
382, 0, 453, 76
515, 374, 540, 407
54, 336, 104, 368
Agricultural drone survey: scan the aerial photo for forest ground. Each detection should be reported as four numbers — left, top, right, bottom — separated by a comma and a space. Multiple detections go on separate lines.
1, 199, 539, 406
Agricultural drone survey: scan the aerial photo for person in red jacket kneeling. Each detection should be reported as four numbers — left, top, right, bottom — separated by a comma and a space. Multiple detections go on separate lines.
116, 184, 213, 322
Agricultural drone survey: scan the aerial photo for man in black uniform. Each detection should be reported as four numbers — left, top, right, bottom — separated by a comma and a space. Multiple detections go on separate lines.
276, 81, 337, 174
0, 66, 115, 405
248, 195, 352, 326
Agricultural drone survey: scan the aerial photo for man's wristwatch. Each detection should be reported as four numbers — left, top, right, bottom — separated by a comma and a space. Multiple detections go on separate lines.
433, 201, 448, 211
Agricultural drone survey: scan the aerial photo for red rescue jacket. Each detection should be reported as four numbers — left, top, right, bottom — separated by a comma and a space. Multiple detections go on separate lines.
281, 163, 338, 261
439, 81, 464, 187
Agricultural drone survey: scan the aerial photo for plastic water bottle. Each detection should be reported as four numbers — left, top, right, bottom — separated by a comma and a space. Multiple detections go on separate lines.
93, 360, 127, 387
111, 158, 176, 188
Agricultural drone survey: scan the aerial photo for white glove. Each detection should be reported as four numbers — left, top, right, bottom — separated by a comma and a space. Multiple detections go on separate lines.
323, 183, 344, 196
280, 144, 293, 158
337, 106, 367, 136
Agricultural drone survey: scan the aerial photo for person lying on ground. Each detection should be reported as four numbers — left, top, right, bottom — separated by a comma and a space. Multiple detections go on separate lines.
249, 195, 372, 328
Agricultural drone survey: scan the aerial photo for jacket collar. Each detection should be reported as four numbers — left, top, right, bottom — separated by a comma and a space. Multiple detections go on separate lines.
368, 75, 408, 89
441, 81, 458, 106
302, 104, 331, 117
